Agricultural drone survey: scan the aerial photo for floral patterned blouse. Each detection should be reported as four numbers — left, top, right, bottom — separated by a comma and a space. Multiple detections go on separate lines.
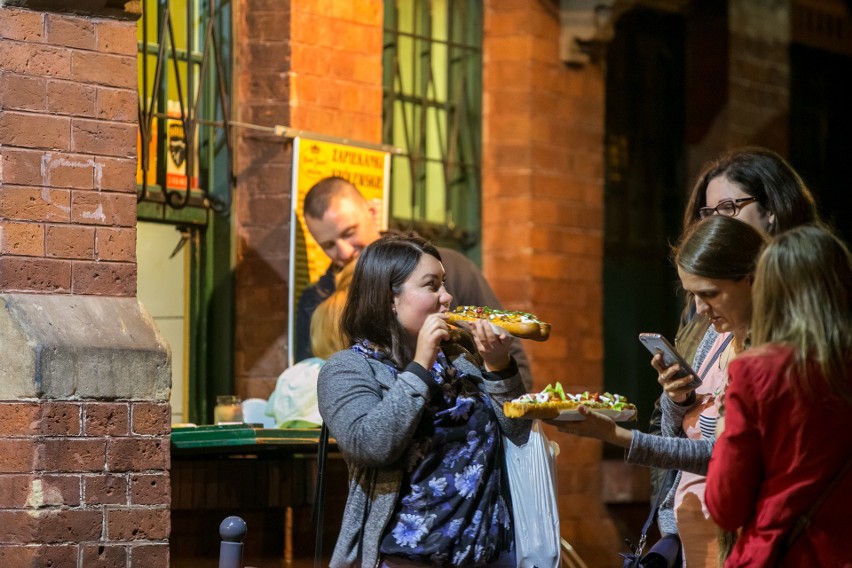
351, 342, 513, 566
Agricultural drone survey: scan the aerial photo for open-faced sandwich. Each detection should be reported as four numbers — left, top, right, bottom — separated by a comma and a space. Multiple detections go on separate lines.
503, 382, 637, 421
448, 305, 551, 342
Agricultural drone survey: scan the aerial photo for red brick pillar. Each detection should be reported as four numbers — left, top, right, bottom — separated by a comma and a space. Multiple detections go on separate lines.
233, 0, 383, 397
0, 5, 171, 567
482, 1, 620, 564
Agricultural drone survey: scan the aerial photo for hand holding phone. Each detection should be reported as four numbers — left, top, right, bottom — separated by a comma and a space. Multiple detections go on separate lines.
638, 333, 701, 389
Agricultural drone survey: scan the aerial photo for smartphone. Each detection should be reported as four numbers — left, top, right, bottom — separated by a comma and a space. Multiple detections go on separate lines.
638, 333, 701, 388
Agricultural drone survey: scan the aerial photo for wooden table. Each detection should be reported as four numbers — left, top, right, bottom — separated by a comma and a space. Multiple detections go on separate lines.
170, 425, 343, 565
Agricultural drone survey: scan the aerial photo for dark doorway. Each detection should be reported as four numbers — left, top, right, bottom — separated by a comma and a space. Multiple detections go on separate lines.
603, 7, 687, 426
790, 45, 852, 243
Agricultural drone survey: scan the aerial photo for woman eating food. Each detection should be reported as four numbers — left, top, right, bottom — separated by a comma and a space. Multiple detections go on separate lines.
552, 215, 767, 566
317, 234, 530, 568
705, 225, 852, 566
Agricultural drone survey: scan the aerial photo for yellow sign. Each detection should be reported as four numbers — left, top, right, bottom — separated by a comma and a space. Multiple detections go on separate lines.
289, 137, 389, 363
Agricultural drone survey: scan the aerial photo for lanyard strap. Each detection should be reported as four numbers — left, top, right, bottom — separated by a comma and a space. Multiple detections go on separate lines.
699, 333, 734, 381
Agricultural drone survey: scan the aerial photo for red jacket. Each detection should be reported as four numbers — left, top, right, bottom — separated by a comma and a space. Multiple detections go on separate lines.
706, 345, 852, 567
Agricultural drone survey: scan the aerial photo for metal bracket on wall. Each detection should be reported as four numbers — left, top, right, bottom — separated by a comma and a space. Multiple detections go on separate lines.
559, 0, 617, 65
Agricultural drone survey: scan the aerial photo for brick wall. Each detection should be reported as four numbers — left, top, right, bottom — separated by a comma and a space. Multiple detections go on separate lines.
0, 6, 170, 567
233, 0, 383, 399
0, 401, 170, 566
482, 1, 619, 564
0, 7, 138, 296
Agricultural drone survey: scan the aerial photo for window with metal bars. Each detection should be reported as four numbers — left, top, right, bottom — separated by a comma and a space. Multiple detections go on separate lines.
136, 0, 233, 218
382, 0, 483, 256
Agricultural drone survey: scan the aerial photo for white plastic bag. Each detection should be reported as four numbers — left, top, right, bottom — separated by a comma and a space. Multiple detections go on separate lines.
265, 357, 324, 428
504, 419, 561, 568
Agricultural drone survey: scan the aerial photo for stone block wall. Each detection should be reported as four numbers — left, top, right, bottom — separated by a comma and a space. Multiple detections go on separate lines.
0, 6, 170, 567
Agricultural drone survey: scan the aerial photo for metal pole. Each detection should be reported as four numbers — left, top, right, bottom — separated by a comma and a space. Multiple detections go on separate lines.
218, 515, 246, 568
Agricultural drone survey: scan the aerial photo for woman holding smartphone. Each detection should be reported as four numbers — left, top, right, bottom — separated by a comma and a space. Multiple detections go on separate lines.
646, 147, 822, 559
555, 215, 767, 566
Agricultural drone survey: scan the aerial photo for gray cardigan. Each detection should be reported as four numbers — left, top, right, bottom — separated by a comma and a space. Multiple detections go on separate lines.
317, 348, 530, 568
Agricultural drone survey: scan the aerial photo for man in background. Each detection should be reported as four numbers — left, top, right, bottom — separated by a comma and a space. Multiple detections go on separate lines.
295, 176, 532, 388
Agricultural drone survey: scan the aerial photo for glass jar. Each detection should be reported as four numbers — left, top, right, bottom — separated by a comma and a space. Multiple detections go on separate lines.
214, 395, 243, 425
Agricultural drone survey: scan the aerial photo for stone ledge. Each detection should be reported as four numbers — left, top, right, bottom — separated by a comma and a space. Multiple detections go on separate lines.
0, 0, 141, 21
0, 293, 170, 400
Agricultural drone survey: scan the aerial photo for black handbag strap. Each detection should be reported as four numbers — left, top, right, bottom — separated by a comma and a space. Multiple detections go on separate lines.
776, 451, 852, 564
631, 468, 676, 557
312, 422, 330, 568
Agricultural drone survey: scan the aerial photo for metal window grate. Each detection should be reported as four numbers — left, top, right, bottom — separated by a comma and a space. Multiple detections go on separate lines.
137, 0, 234, 215
382, 0, 483, 251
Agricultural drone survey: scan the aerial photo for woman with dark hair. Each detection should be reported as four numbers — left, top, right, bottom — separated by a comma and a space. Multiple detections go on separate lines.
706, 225, 852, 566
555, 215, 768, 566
666, 147, 820, 370
682, 146, 819, 237
317, 234, 530, 568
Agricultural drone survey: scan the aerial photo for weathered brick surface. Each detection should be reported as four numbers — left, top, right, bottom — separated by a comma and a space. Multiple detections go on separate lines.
47, 79, 97, 117
0, 474, 82, 508
71, 51, 135, 89
0, 220, 45, 256
107, 437, 169, 472
70, 191, 136, 226
84, 403, 130, 436
0, 186, 71, 223
96, 20, 138, 56
105, 507, 170, 540
38, 402, 83, 436
45, 224, 96, 259
96, 227, 136, 262
97, 88, 137, 122
71, 260, 137, 296
0, 42, 72, 79
129, 543, 169, 568
0, 403, 40, 436
0, 256, 72, 292
71, 118, 136, 157
0, 7, 45, 42
80, 543, 127, 568
42, 152, 97, 189
41, 439, 107, 472
37, 509, 104, 542
0, 72, 46, 111
131, 403, 171, 436
130, 473, 170, 505
84, 474, 128, 505
0, 544, 79, 567
95, 156, 138, 193
45, 13, 95, 50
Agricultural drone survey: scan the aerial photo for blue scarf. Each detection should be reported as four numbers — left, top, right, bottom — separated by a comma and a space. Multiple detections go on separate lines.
352, 341, 513, 566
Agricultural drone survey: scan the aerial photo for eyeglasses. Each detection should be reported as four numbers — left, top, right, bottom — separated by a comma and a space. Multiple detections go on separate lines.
698, 197, 758, 220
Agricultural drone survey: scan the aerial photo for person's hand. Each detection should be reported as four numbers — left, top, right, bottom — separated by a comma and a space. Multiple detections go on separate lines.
547, 405, 633, 448
413, 313, 450, 370
651, 353, 697, 404
467, 319, 512, 372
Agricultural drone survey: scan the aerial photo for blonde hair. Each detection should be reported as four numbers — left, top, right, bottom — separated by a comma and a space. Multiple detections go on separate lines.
310, 262, 355, 359
750, 225, 852, 403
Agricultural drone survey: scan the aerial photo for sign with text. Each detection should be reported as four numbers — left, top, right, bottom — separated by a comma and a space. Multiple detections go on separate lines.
288, 137, 390, 364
